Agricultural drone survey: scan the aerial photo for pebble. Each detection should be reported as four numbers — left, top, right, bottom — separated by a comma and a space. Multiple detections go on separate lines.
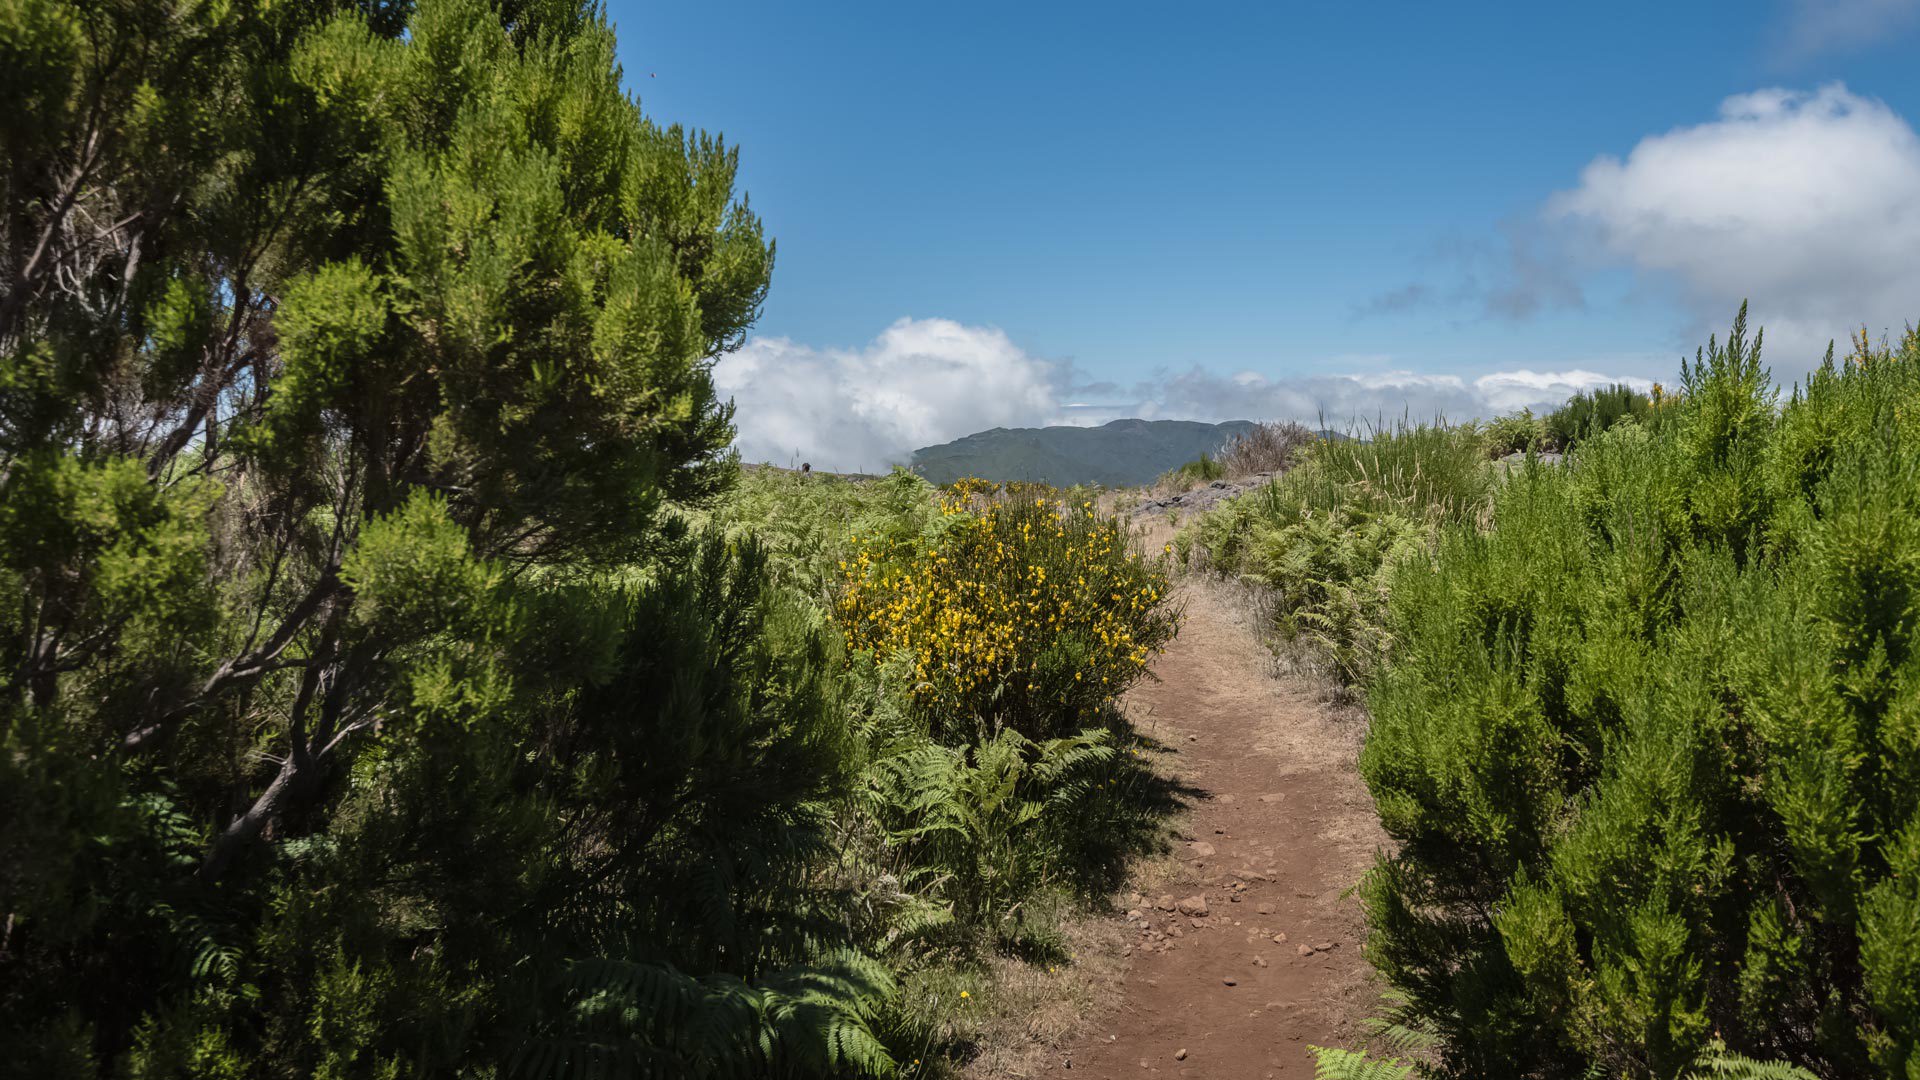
1174, 1048, 1188, 1061
1175, 895, 1209, 916
1222, 977, 1237, 986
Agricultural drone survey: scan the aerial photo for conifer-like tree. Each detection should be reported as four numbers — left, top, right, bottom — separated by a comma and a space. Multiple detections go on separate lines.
0, 3, 903, 1075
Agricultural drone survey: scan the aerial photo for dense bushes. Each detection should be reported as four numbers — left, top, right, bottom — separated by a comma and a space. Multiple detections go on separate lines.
1480, 408, 1550, 456
1360, 312, 1920, 1079
1188, 423, 1490, 679
1162, 452, 1228, 487
1545, 381, 1656, 448
712, 467, 1182, 1061
0, 3, 1180, 1076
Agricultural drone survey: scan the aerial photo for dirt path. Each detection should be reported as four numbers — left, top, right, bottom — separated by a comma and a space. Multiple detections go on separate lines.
1049, 572, 1388, 1078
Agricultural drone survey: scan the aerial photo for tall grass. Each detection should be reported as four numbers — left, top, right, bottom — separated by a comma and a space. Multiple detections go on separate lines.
1185, 422, 1493, 679
1196, 422, 1493, 566
1301, 422, 1495, 524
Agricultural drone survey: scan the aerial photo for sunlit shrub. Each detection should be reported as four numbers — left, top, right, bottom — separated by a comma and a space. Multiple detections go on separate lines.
1160, 452, 1226, 489
1481, 408, 1549, 456
838, 487, 1177, 742
1545, 381, 1652, 448
1361, 311, 1920, 1079
1187, 422, 1491, 675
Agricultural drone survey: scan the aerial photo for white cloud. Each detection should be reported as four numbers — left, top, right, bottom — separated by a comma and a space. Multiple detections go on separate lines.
718, 318, 1657, 469
713, 317, 1061, 473
1774, 0, 1920, 61
1549, 84, 1920, 365
1140, 367, 1650, 430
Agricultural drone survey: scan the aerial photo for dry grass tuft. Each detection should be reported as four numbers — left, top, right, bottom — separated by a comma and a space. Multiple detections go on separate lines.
955, 909, 1136, 1078
1218, 421, 1317, 477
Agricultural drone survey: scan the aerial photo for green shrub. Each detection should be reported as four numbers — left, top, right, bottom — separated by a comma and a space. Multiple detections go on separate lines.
1188, 422, 1492, 675
1546, 382, 1653, 448
1233, 505, 1425, 681
1359, 309, 1920, 1079
1161, 452, 1227, 488
1482, 408, 1549, 456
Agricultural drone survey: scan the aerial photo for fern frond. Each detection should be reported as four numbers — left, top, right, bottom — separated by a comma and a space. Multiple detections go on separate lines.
1685, 1041, 1818, 1080
1359, 1015, 1438, 1058
1307, 1045, 1416, 1080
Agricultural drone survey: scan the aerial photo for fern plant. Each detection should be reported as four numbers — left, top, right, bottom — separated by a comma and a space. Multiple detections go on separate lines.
1685, 1042, 1819, 1080
1308, 1046, 1418, 1080
868, 728, 1116, 933
517, 952, 898, 1079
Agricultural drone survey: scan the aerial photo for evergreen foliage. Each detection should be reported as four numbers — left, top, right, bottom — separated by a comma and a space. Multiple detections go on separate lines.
0, 4, 1185, 1072
0, 1, 950, 1074
1545, 382, 1655, 449
1360, 309, 1920, 1078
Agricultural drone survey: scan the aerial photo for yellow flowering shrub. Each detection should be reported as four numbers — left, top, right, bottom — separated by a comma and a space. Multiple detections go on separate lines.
837, 484, 1177, 740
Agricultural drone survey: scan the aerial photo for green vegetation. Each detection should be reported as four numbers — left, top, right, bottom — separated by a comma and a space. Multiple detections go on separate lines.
1544, 380, 1657, 448
711, 467, 1184, 1063
0, 5, 1177, 1077
1161, 451, 1227, 488
1362, 312, 1920, 1078
1202, 310, 1920, 1079
1187, 423, 1491, 679
1478, 408, 1550, 457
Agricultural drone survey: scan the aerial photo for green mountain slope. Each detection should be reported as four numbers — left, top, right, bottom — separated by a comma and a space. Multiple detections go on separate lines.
909, 419, 1262, 486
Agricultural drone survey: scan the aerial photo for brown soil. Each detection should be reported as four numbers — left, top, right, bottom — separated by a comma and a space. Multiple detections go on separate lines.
992, 558, 1389, 1078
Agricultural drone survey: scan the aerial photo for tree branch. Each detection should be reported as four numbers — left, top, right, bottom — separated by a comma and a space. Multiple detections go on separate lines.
121, 568, 340, 753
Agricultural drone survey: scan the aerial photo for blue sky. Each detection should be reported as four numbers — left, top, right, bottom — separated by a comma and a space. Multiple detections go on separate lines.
609, 1, 1920, 469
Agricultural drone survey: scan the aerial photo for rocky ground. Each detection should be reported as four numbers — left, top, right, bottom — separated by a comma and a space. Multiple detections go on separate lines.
1128, 473, 1278, 518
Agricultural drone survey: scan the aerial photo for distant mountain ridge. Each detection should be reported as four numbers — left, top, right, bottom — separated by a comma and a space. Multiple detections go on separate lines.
909, 419, 1262, 487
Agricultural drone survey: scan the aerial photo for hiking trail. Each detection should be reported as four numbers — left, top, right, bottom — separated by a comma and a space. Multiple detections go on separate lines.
1013, 510, 1389, 1078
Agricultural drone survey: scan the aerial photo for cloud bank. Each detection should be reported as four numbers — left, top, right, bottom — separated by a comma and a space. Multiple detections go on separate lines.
713, 318, 1058, 473
1140, 367, 1651, 432
1549, 84, 1920, 363
715, 319, 1651, 472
